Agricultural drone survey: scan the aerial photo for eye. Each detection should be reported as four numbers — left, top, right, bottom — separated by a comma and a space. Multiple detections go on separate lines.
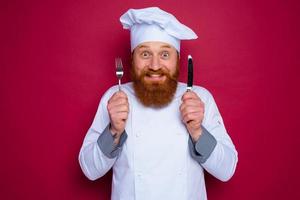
141, 51, 151, 59
161, 51, 169, 59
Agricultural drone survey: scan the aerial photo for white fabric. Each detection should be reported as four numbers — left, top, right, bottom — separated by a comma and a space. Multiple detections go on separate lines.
79, 82, 238, 200
120, 7, 198, 52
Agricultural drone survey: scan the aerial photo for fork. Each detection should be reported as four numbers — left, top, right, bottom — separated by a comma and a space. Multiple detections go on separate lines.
115, 57, 124, 91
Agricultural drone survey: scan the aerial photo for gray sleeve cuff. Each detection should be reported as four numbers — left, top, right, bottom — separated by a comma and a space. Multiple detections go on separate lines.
188, 125, 217, 164
97, 125, 128, 159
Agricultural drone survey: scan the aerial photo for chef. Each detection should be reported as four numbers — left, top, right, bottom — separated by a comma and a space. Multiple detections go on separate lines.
79, 7, 238, 200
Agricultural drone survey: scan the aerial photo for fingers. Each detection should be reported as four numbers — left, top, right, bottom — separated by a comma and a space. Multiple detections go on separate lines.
180, 103, 204, 119
181, 111, 204, 125
108, 91, 128, 105
180, 92, 204, 140
180, 93, 204, 115
181, 91, 200, 101
180, 91, 204, 126
110, 112, 128, 122
108, 91, 129, 107
107, 100, 129, 114
107, 91, 129, 134
180, 99, 204, 110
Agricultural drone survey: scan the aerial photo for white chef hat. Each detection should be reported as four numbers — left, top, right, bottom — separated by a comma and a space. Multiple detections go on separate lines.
120, 7, 198, 52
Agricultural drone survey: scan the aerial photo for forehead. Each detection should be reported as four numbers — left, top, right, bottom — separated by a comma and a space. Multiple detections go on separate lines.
135, 41, 176, 51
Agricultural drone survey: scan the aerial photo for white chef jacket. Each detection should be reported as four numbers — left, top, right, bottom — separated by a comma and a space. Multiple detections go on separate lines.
79, 82, 238, 200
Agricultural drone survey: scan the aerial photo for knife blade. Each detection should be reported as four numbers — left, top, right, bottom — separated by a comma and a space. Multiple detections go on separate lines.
187, 55, 193, 91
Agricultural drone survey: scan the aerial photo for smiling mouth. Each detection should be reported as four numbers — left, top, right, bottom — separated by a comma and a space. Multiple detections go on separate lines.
144, 74, 166, 82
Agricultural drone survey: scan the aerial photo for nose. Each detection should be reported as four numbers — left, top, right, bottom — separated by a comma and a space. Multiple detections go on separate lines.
149, 55, 161, 71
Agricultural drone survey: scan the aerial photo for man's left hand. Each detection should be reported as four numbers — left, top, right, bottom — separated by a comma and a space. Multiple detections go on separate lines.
180, 91, 205, 142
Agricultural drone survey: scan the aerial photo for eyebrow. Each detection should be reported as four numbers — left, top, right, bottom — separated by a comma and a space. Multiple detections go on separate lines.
137, 45, 150, 49
160, 45, 172, 49
137, 44, 172, 50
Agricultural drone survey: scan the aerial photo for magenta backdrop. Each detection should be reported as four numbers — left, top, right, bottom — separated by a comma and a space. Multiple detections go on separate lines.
1, 0, 299, 199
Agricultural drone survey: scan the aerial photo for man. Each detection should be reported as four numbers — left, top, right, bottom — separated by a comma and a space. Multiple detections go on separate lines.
79, 7, 238, 200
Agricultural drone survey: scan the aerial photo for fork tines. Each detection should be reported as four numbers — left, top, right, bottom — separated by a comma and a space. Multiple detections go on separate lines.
115, 57, 124, 90
115, 58, 124, 77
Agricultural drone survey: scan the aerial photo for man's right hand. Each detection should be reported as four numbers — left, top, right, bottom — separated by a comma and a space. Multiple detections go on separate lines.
107, 91, 129, 142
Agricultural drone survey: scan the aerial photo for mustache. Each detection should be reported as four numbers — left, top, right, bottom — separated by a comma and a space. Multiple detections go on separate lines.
144, 69, 167, 76
140, 68, 177, 81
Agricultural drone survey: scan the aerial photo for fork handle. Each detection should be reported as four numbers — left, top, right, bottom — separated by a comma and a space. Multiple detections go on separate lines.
118, 79, 121, 91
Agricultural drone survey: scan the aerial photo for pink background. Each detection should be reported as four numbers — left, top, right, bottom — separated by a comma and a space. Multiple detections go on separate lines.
1, 0, 299, 199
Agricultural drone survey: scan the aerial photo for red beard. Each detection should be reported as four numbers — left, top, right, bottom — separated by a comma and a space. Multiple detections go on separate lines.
131, 63, 179, 108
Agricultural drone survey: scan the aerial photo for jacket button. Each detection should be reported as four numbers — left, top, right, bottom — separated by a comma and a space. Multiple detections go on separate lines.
136, 131, 141, 137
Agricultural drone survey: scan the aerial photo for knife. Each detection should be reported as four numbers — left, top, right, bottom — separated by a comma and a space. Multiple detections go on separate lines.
187, 55, 193, 91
